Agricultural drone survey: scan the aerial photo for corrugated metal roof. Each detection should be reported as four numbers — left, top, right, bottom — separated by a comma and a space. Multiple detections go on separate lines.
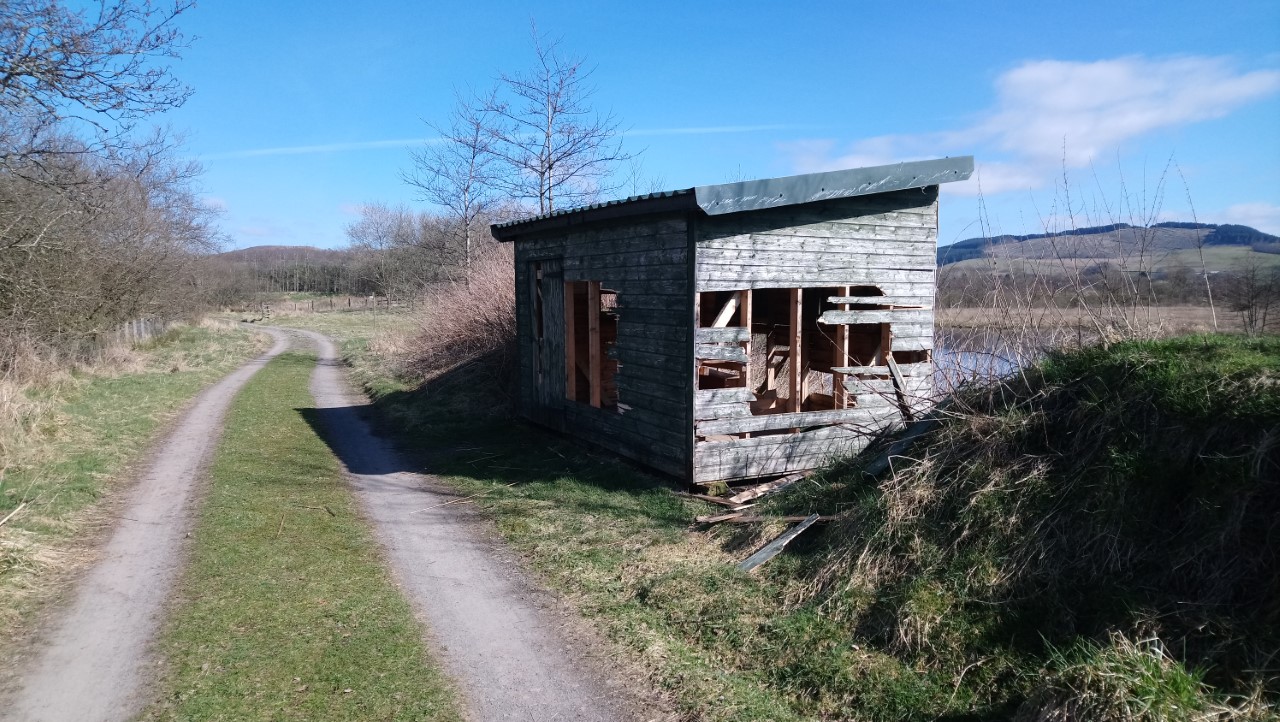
490, 188, 694, 231
491, 157, 973, 239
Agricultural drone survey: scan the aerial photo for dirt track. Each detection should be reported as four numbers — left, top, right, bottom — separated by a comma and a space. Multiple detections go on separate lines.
300, 329, 648, 722
2, 328, 290, 722
4, 328, 650, 722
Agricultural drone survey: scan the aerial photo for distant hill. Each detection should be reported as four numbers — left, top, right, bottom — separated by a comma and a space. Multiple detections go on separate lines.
938, 223, 1280, 272
215, 245, 354, 263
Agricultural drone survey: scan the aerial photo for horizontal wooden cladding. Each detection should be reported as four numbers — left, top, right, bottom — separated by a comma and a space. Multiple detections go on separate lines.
819, 309, 933, 326
895, 335, 933, 352
696, 327, 750, 343
696, 407, 897, 436
698, 191, 937, 237
827, 295, 928, 307
699, 223, 934, 246
695, 344, 747, 363
694, 388, 755, 422
697, 267, 934, 292
700, 240, 934, 262
833, 362, 934, 377
565, 263, 687, 283
515, 217, 688, 253
559, 404, 686, 477
693, 425, 879, 483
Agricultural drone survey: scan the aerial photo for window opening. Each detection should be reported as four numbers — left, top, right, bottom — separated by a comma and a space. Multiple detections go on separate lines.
565, 280, 619, 410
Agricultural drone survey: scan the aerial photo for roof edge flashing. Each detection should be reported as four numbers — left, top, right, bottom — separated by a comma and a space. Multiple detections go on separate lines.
693, 156, 973, 216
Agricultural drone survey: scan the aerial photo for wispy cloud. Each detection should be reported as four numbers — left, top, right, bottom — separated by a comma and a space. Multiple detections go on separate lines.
1221, 201, 1280, 235
781, 56, 1280, 196
203, 124, 798, 161
627, 124, 802, 137
202, 138, 442, 160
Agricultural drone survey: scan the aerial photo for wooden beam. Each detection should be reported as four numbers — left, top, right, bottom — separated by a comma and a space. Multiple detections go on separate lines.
738, 514, 821, 572
712, 294, 739, 327
788, 288, 802, 413
696, 327, 750, 343
827, 296, 927, 307
833, 285, 848, 409
564, 280, 577, 402
727, 472, 806, 504
886, 355, 913, 421
818, 309, 932, 325
588, 281, 601, 408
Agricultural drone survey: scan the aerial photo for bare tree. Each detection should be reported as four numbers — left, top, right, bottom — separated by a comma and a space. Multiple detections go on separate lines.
403, 89, 500, 276
0, 0, 194, 174
1222, 256, 1279, 336
484, 28, 631, 214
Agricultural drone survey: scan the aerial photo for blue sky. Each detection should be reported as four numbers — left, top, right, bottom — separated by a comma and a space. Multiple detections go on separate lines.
164, 0, 1280, 249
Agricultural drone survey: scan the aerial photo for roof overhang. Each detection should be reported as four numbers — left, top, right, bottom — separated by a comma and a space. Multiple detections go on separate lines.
492, 156, 973, 241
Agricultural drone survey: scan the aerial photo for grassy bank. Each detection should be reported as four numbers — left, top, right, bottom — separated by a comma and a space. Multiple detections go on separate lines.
0, 322, 268, 648
277, 310, 1278, 720
145, 350, 462, 721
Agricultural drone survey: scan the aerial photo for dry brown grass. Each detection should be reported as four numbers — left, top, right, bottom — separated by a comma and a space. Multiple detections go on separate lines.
399, 245, 516, 390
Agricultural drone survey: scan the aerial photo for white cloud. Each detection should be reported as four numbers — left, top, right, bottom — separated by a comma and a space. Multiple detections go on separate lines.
1221, 202, 1280, 235
202, 138, 442, 160
781, 56, 1280, 196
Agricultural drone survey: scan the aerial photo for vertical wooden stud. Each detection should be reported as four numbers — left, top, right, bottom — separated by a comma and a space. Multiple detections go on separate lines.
588, 281, 602, 408
788, 288, 802, 413
564, 280, 577, 402
739, 289, 752, 391
833, 286, 849, 409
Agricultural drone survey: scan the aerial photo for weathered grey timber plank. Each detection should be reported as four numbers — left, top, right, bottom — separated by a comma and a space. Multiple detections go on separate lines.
700, 240, 932, 260
693, 402, 752, 422
827, 296, 930, 307
890, 323, 931, 337
696, 327, 751, 343
737, 514, 821, 572
701, 219, 935, 240
695, 344, 748, 363
699, 255, 935, 272
819, 309, 933, 326
696, 424, 861, 453
893, 335, 933, 352
693, 429, 876, 482
612, 346, 687, 372
697, 268, 934, 289
832, 362, 933, 377
565, 264, 688, 283
844, 376, 931, 396
696, 407, 895, 436
696, 388, 756, 404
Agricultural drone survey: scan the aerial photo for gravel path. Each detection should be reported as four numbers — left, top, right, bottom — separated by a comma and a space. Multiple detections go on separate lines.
1, 328, 290, 722
299, 329, 652, 722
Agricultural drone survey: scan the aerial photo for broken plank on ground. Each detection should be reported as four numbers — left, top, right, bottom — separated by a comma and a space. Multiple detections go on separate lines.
726, 471, 808, 505
737, 513, 821, 572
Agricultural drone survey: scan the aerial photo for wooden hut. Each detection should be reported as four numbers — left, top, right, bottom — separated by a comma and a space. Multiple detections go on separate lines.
491, 157, 973, 485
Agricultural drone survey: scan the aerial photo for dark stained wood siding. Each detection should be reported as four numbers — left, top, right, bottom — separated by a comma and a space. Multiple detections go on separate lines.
512, 214, 692, 477
691, 187, 938, 482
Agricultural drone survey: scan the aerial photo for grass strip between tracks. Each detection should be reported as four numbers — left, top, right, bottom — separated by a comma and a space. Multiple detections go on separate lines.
145, 350, 463, 721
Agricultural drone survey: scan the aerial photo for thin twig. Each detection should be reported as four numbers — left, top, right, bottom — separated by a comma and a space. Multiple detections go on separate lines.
410, 482, 519, 514
0, 502, 27, 529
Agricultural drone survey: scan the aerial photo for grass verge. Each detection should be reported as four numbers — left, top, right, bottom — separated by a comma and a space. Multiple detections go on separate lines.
0, 322, 268, 650
144, 350, 462, 721
275, 310, 1279, 720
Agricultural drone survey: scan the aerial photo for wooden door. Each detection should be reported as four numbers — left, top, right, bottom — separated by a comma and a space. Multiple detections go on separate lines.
529, 258, 565, 415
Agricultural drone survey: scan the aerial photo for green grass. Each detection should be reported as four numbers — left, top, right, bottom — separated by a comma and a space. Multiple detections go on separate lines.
144, 351, 463, 721
0, 323, 268, 640
277, 310, 1280, 720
